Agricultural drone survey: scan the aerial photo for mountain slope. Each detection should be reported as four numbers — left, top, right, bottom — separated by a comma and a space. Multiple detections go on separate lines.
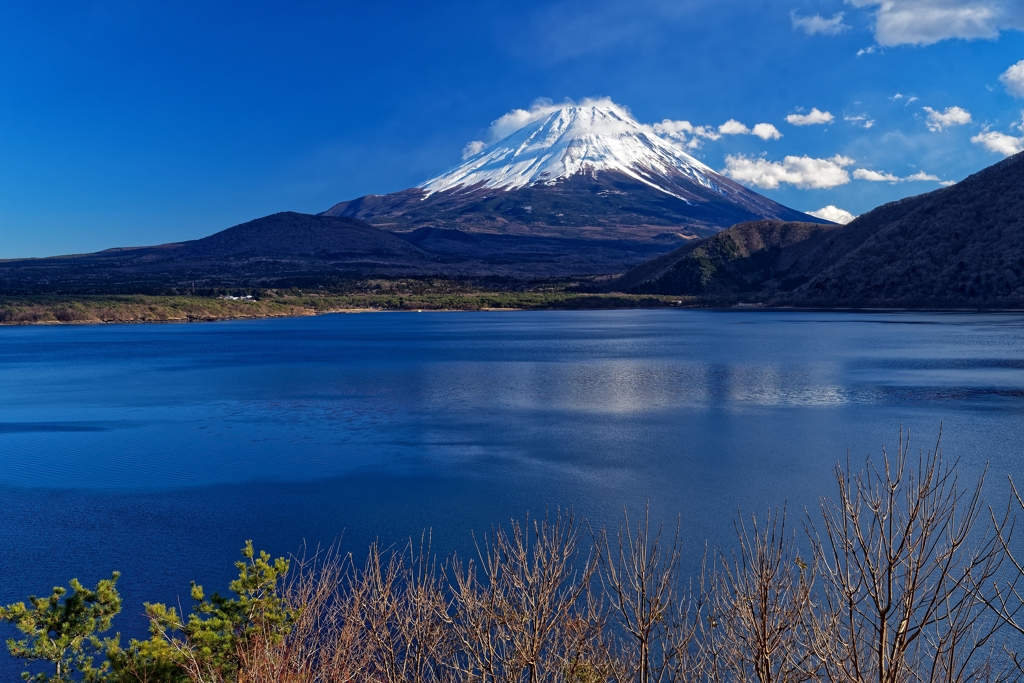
179, 212, 424, 258
615, 220, 841, 296
322, 102, 824, 240
0, 211, 682, 294
616, 151, 1024, 308
0, 213, 432, 293
787, 152, 1024, 307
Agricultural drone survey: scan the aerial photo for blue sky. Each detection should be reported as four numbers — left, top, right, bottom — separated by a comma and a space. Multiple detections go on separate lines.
1, 0, 1023, 257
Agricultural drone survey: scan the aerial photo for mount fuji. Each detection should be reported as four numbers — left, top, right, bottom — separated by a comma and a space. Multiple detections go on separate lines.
322, 102, 825, 241
0, 103, 833, 294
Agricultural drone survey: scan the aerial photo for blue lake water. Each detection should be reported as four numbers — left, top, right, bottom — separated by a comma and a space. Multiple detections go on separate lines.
2, 309, 1024, 652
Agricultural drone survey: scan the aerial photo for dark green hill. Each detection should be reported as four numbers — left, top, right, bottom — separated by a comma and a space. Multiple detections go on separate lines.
788, 152, 1024, 307
0, 213, 433, 294
181, 212, 423, 259
0, 212, 678, 294
614, 220, 841, 297
617, 151, 1024, 308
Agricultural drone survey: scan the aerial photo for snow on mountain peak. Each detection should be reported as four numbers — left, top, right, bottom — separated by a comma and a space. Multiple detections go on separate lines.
419, 100, 719, 198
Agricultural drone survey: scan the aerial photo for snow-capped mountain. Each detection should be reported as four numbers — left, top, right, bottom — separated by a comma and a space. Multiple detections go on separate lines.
322, 101, 824, 242
420, 103, 719, 200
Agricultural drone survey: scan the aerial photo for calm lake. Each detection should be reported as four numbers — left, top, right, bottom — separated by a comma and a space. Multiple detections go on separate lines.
2, 309, 1024, 647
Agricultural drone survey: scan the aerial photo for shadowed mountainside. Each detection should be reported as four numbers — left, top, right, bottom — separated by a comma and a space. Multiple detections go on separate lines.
321, 171, 824, 241
787, 152, 1024, 307
614, 220, 841, 296
616, 151, 1024, 308
0, 212, 681, 294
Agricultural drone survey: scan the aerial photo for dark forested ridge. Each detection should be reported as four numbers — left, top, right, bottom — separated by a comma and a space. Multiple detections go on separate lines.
0, 212, 678, 294
614, 220, 842, 297
616, 151, 1024, 308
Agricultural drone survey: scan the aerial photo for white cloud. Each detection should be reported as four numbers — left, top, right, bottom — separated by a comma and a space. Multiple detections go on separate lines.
856, 45, 877, 56
854, 168, 902, 182
922, 105, 972, 131
486, 99, 561, 140
651, 119, 722, 148
651, 119, 694, 140
653, 118, 782, 146
791, 11, 851, 35
1000, 60, 1024, 98
844, 113, 876, 128
786, 108, 835, 126
722, 154, 854, 189
462, 140, 487, 159
808, 205, 857, 224
691, 125, 721, 140
718, 119, 750, 135
852, 167, 953, 183
751, 123, 783, 140
890, 93, 920, 104
971, 130, 1024, 155
847, 0, 1024, 46
484, 96, 637, 141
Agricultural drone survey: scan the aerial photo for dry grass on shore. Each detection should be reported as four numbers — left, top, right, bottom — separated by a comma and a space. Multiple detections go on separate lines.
0, 291, 686, 325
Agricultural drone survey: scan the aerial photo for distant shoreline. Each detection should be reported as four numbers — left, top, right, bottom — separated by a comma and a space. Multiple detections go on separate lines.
0, 292, 689, 326
2, 293, 1020, 326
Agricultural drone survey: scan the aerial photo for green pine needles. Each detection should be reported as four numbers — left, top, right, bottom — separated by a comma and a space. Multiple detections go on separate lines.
140, 541, 295, 683
1, 543, 293, 683
0, 573, 121, 682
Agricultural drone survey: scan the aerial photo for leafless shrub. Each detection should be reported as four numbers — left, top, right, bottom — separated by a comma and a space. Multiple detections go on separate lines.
450, 510, 602, 683
702, 506, 823, 683
356, 536, 454, 683
809, 429, 1012, 683
596, 506, 701, 683
160, 432, 1021, 683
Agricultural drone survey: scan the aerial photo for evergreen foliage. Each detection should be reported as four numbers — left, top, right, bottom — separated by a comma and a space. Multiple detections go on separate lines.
0, 574, 121, 682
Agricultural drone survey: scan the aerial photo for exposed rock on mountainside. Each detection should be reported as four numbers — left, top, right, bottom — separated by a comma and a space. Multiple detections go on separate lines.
617, 151, 1024, 308
322, 102, 823, 240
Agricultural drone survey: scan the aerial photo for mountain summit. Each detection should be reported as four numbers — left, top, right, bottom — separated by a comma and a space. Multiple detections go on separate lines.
420, 102, 720, 200
323, 101, 825, 242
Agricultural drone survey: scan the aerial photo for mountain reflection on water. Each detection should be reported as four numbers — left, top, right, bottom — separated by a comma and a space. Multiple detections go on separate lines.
1, 310, 1024, 652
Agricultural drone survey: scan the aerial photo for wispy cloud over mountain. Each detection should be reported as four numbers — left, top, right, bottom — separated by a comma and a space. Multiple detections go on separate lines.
723, 154, 854, 189
971, 130, 1024, 155
854, 168, 953, 184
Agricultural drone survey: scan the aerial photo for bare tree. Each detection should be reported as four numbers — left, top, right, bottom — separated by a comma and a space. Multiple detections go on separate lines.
703, 506, 823, 683
238, 544, 372, 683
450, 510, 599, 683
809, 429, 1011, 683
596, 505, 701, 683
358, 536, 454, 683
983, 479, 1024, 674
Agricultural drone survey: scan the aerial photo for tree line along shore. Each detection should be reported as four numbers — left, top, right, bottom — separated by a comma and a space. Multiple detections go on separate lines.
0, 287, 686, 325
4, 431, 1024, 683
